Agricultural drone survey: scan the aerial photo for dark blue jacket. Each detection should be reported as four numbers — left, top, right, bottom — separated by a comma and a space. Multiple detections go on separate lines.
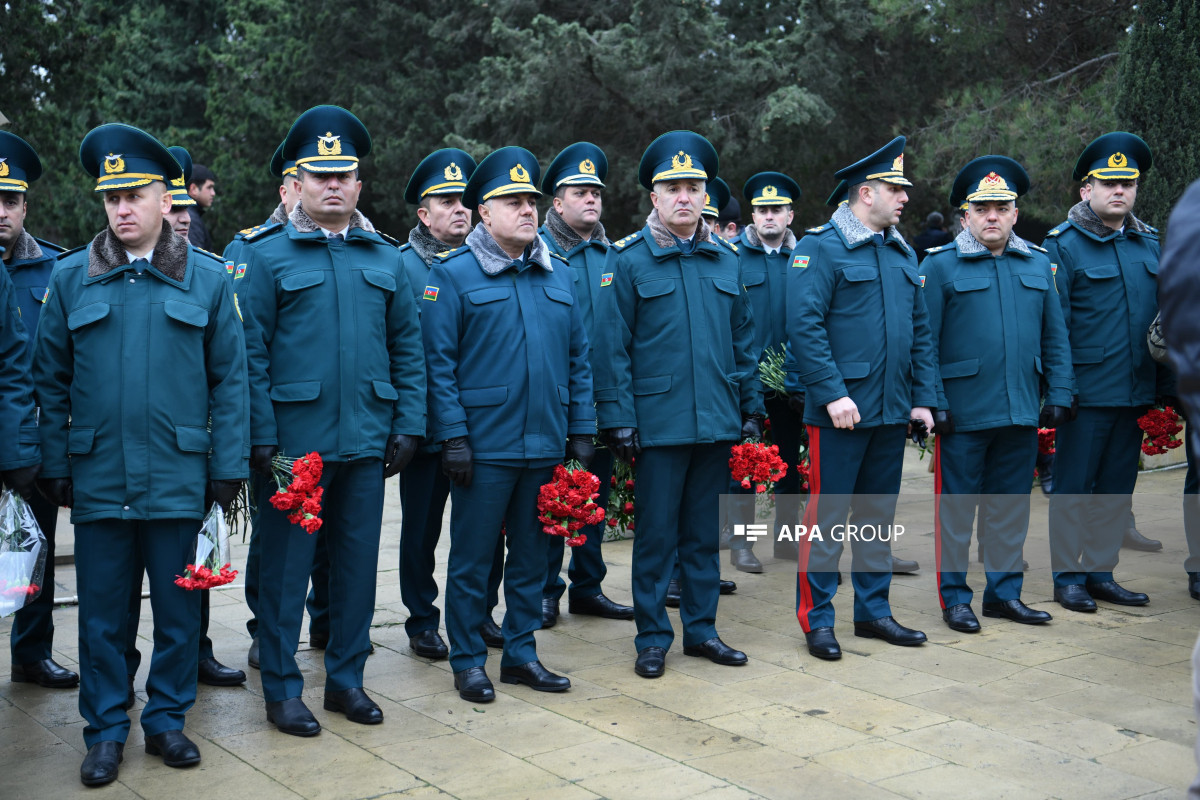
738, 225, 794, 389
0, 261, 38, 472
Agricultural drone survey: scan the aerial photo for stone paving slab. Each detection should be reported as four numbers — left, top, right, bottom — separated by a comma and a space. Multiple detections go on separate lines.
2, 448, 1197, 798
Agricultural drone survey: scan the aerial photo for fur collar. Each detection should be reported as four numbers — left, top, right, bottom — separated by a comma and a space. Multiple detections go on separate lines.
544, 207, 609, 251
408, 220, 454, 267
268, 202, 289, 225
1067, 199, 1154, 239
6, 230, 43, 263
646, 209, 712, 249
831, 204, 912, 254
465, 221, 553, 276
954, 227, 1031, 257
88, 220, 188, 281
289, 202, 376, 235
742, 223, 796, 251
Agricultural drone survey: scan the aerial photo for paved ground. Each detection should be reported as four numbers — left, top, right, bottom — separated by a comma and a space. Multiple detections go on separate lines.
3, 447, 1198, 799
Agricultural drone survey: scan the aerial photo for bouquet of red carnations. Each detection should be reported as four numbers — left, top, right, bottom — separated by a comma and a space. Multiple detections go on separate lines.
729, 441, 788, 494
267, 452, 324, 534
1138, 406, 1184, 456
0, 489, 46, 617
538, 461, 606, 547
606, 458, 636, 535
1038, 428, 1057, 456
175, 502, 238, 590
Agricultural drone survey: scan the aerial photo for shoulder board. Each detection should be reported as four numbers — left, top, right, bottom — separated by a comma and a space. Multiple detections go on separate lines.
243, 222, 283, 242
805, 224, 828, 234
1145, 223, 1159, 234
1028, 243, 1047, 253
549, 252, 570, 264
378, 231, 402, 247
612, 231, 642, 251
715, 235, 738, 253
924, 244, 949, 255
34, 237, 66, 255
194, 246, 225, 263
398, 242, 412, 253
1044, 225, 1067, 238
55, 243, 89, 261
434, 247, 470, 262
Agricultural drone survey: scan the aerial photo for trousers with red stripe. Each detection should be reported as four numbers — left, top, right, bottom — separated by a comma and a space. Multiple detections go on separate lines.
934, 427, 1037, 608
796, 424, 904, 632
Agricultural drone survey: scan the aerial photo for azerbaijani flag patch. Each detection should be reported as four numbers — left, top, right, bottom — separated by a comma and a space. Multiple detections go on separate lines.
41, 287, 49, 303
234, 263, 247, 279
1050, 263, 1058, 276
792, 254, 810, 269
600, 273, 613, 287
918, 275, 926, 287
225, 261, 235, 274
423, 286, 439, 301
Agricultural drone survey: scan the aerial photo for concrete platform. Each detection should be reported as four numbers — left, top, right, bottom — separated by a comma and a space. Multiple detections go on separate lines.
3, 446, 1197, 798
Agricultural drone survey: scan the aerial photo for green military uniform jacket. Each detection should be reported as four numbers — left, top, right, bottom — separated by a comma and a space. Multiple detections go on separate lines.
738, 224, 795, 391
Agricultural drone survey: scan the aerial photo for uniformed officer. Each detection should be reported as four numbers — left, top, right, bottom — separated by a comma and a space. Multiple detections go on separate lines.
537, 142, 635, 628
1045, 132, 1168, 611
923, 156, 1072, 632
595, 131, 761, 679
398, 147, 506, 659
239, 105, 425, 734
787, 136, 936, 660
422, 147, 594, 702
35, 123, 247, 785
164, 148, 195, 240
0, 132, 73, 691
701, 177, 731, 236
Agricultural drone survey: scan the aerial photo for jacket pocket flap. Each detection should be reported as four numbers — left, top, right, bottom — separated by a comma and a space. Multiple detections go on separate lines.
635, 279, 676, 298
175, 425, 211, 453
67, 302, 110, 330
467, 287, 512, 305
372, 380, 398, 400
164, 300, 209, 327
543, 285, 573, 305
713, 279, 739, 296
270, 381, 322, 402
1072, 346, 1105, 365
952, 277, 990, 292
837, 361, 871, 380
742, 271, 767, 286
1082, 263, 1119, 280
841, 265, 878, 283
460, 385, 507, 407
557, 384, 570, 404
29, 287, 47, 304
362, 270, 397, 292
1144, 260, 1159, 276
941, 358, 980, 379
632, 375, 672, 395
67, 427, 95, 454
1018, 274, 1049, 291
280, 271, 326, 291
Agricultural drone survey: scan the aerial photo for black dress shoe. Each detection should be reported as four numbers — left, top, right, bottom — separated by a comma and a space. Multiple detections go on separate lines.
942, 603, 981, 633
634, 646, 666, 678
324, 687, 383, 724
682, 637, 747, 665
804, 627, 842, 660
480, 618, 504, 648
1122, 526, 1163, 552
123, 674, 136, 710
854, 616, 927, 646
144, 729, 201, 767
248, 637, 260, 670
499, 660, 571, 692
731, 547, 763, 573
453, 666, 495, 702
568, 593, 634, 620
266, 697, 322, 737
410, 629, 449, 659
665, 579, 681, 608
982, 599, 1052, 624
720, 579, 737, 595
1054, 584, 1097, 612
1086, 580, 1149, 606
198, 657, 246, 686
80, 741, 123, 786
542, 598, 559, 629
892, 556, 920, 574
11, 658, 80, 688
1189, 573, 1200, 601
309, 630, 329, 649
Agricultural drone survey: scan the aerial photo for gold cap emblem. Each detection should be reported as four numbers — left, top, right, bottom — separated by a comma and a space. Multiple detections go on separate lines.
0, 159, 8, 178
444, 162, 463, 181
671, 151, 693, 171
104, 154, 125, 174
705, 192, 712, 206
762, 185, 779, 198
891, 154, 904, 172
171, 175, 186, 188
317, 132, 342, 157
1108, 152, 1128, 168
510, 163, 531, 183
979, 172, 1009, 191
580, 159, 596, 175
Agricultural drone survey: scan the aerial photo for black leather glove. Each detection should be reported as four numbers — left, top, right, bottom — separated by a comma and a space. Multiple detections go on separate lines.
383, 434, 418, 478
908, 418, 929, 448
1, 464, 40, 500
441, 437, 473, 487
932, 409, 955, 435
602, 428, 639, 464
37, 477, 73, 508
206, 479, 244, 511
787, 393, 805, 415
1038, 405, 1071, 429
1157, 395, 1182, 411
251, 445, 278, 477
1069, 395, 1079, 421
565, 435, 596, 469
740, 415, 765, 440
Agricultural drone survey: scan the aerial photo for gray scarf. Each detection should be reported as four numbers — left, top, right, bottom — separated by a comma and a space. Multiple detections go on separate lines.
645, 209, 713, 249
6, 230, 44, 263
268, 202, 289, 225
954, 226, 1031, 257
544, 207, 609, 251
289, 202, 376, 234
465, 221, 553, 276
408, 221, 454, 267
830, 204, 913, 254
88, 219, 189, 281
1066, 199, 1154, 239
742, 223, 796, 251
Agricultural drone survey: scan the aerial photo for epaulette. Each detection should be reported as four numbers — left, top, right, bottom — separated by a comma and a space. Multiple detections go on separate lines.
1028, 243, 1048, 253
35, 237, 66, 255
805, 224, 828, 234
194, 246, 225, 263
434, 247, 469, 262
1044, 226, 1065, 238
549, 252, 570, 265
398, 242, 412, 253
55, 243, 88, 261
612, 231, 642, 251
242, 222, 283, 242
715, 235, 738, 253
378, 231, 402, 247
1145, 224, 1159, 234
925, 244, 949, 255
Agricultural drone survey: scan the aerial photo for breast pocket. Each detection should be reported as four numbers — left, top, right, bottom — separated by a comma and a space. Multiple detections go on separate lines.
839, 265, 879, 288
279, 270, 326, 313
67, 302, 111, 333
635, 278, 677, 302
